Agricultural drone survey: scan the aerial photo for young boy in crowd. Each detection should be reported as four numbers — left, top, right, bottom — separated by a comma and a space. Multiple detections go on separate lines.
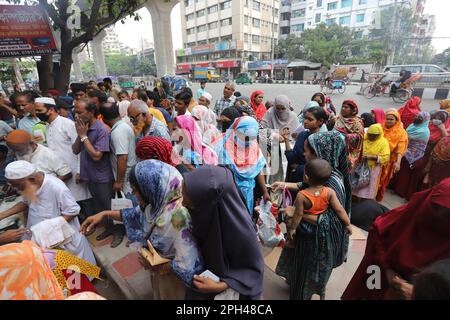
287, 159, 352, 247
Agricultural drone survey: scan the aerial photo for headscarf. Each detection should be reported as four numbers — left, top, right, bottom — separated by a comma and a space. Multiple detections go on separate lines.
123, 160, 203, 285
335, 100, 364, 171
325, 96, 337, 115
297, 101, 320, 125
220, 107, 241, 132
361, 113, 375, 128
399, 96, 422, 129
372, 109, 386, 124
0, 241, 65, 300
250, 90, 267, 121
382, 110, 409, 155
191, 105, 220, 144
431, 136, 450, 166
440, 99, 450, 113
342, 178, 450, 300
184, 166, 264, 299
363, 124, 391, 169
429, 110, 450, 143
174, 115, 218, 166
311, 92, 326, 108
212, 116, 266, 212
405, 111, 430, 164
261, 95, 300, 133
136, 136, 175, 166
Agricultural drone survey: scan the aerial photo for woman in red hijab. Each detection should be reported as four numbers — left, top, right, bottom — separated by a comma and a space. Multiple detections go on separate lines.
398, 96, 422, 129
250, 90, 267, 121
342, 178, 450, 300
371, 109, 386, 124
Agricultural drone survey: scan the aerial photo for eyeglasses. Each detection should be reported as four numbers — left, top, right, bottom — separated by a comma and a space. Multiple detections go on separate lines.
129, 113, 144, 123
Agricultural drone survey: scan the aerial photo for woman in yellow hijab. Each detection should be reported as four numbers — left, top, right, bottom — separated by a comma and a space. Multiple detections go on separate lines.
440, 99, 450, 113
353, 124, 390, 200
377, 110, 408, 201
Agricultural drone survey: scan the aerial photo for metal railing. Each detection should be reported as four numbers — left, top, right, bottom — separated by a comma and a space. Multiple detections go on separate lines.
364, 73, 450, 89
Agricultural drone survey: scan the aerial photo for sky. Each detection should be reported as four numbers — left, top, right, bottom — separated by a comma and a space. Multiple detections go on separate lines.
114, 0, 450, 54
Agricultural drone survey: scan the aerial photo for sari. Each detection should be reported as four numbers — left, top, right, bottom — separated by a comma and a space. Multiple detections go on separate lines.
353, 124, 390, 200
398, 96, 421, 129
439, 99, 450, 113
342, 178, 450, 300
121, 160, 204, 285
279, 131, 351, 300
250, 90, 268, 121
191, 105, 221, 145
377, 110, 408, 202
405, 111, 430, 165
334, 100, 364, 171
174, 115, 218, 167
429, 136, 450, 187
212, 116, 266, 213
372, 109, 386, 124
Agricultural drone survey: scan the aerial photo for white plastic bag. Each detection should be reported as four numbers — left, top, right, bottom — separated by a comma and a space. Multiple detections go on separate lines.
255, 200, 285, 248
111, 191, 133, 211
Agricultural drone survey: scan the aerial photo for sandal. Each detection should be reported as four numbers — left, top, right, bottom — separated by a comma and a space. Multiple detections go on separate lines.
110, 229, 125, 248
96, 228, 114, 241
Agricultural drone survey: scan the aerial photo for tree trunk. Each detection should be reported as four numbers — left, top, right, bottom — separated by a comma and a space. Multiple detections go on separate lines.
55, 48, 73, 93
37, 55, 54, 93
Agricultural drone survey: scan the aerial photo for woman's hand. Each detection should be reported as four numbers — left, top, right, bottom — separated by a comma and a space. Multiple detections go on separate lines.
80, 212, 105, 235
391, 276, 413, 300
271, 181, 285, 192
279, 206, 295, 218
423, 173, 430, 185
193, 275, 228, 294
394, 161, 401, 174
263, 191, 271, 204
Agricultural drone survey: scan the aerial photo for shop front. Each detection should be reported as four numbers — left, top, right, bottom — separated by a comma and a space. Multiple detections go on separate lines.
176, 64, 191, 75
214, 60, 241, 79
247, 61, 272, 80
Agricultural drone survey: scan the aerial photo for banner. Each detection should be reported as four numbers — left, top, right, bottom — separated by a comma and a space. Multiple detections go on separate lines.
0, 5, 57, 57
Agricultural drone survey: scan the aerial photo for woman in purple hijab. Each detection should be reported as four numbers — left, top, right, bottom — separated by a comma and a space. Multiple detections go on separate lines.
182, 165, 264, 300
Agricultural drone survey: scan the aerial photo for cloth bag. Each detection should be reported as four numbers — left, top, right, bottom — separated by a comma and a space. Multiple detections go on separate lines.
256, 200, 285, 247
111, 191, 133, 225
351, 160, 371, 189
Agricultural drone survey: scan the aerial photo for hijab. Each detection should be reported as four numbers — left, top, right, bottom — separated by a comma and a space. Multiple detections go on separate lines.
440, 99, 450, 113
335, 100, 364, 134
311, 92, 326, 107
364, 124, 391, 169
191, 105, 221, 144
124, 160, 203, 285
372, 109, 386, 124
184, 166, 264, 299
174, 115, 218, 166
135, 136, 175, 166
250, 90, 267, 121
405, 111, 430, 164
382, 110, 409, 155
399, 96, 422, 129
261, 95, 300, 133
221, 107, 241, 132
429, 110, 450, 143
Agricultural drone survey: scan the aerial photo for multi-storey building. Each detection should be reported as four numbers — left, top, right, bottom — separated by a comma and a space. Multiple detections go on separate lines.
176, 0, 280, 77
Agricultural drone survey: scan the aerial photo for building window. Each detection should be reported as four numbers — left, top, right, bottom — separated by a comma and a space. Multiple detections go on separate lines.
197, 40, 207, 45
252, 35, 260, 43
221, 18, 232, 26
292, 9, 306, 18
209, 37, 219, 44
327, 1, 337, 10
185, 0, 194, 7
197, 9, 205, 17
292, 23, 305, 32
187, 27, 195, 35
187, 41, 196, 47
359, 0, 367, 4
281, 26, 290, 34
207, 5, 218, 14
221, 34, 232, 41
244, 33, 249, 43
197, 24, 206, 32
341, 0, 352, 8
253, 1, 261, 11
244, 0, 248, 7
209, 21, 218, 29
315, 13, 321, 23
355, 30, 363, 38
281, 12, 291, 21
326, 18, 336, 25
252, 18, 260, 28
339, 15, 351, 25
186, 13, 194, 21
244, 15, 249, 25
356, 13, 365, 23
220, 0, 232, 10
317, 0, 323, 7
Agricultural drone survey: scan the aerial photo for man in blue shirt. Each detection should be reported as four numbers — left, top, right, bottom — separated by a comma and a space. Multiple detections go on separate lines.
16, 92, 39, 134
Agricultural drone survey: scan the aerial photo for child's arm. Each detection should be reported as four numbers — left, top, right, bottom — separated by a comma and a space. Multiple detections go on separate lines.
328, 188, 352, 235
288, 193, 305, 239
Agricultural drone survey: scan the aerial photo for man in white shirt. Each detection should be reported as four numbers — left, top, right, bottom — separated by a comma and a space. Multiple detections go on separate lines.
6, 129, 72, 181
0, 161, 96, 265
34, 97, 92, 217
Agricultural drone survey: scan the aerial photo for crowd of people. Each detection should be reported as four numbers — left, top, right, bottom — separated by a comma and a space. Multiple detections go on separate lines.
0, 77, 448, 300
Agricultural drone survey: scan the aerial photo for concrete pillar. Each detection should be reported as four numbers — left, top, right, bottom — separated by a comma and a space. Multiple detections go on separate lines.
91, 30, 107, 78
72, 52, 83, 81
145, 1, 177, 77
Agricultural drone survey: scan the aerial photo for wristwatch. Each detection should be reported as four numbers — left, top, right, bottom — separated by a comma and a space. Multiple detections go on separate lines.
80, 136, 88, 143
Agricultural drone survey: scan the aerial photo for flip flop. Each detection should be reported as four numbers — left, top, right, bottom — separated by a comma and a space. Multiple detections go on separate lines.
110, 230, 124, 248
96, 228, 114, 241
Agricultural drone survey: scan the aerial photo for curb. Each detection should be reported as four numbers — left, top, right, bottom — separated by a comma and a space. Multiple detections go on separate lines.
253, 80, 361, 86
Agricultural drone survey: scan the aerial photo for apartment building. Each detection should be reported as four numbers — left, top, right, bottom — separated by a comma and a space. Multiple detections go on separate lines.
176, 0, 280, 77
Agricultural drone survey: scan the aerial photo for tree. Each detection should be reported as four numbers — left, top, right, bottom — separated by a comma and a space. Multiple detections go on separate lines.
432, 47, 450, 69
6, 0, 153, 92
0, 59, 34, 84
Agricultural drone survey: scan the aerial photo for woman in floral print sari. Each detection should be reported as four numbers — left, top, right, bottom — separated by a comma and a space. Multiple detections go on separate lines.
81, 160, 204, 286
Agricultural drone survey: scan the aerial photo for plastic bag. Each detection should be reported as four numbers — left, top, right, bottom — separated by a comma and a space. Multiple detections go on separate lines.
351, 160, 371, 189
255, 199, 285, 248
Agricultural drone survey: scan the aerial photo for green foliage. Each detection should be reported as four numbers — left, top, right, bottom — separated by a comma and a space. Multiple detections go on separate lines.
432, 47, 450, 69
0, 59, 34, 83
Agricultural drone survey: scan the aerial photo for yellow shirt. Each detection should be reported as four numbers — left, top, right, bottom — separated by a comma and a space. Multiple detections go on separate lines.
148, 107, 167, 126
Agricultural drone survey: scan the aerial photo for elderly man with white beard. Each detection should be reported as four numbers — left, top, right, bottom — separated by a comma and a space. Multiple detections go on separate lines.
0, 161, 96, 265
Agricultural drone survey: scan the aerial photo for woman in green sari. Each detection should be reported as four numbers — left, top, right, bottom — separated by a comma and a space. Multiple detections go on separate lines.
275, 130, 351, 300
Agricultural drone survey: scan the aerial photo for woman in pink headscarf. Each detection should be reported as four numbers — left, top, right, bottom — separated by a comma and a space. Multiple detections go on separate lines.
191, 105, 221, 145
371, 109, 386, 124
399, 96, 422, 129
173, 115, 218, 168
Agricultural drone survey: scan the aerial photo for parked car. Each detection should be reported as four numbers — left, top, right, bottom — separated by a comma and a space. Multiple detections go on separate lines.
235, 73, 253, 85
383, 64, 450, 84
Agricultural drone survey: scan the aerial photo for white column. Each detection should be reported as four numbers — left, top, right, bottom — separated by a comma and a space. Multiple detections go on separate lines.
91, 30, 107, 78
145, 1, 176, 77
72, 52, 83, 81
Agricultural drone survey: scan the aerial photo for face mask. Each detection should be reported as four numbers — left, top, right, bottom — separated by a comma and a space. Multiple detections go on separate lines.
36, 113, 50, 122
432, 119, 443, 126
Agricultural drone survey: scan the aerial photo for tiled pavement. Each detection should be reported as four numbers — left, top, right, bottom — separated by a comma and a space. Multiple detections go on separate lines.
91, 190, 406, 300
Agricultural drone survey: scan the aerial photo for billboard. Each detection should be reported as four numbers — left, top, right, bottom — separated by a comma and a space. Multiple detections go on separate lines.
0, 5, 57, 57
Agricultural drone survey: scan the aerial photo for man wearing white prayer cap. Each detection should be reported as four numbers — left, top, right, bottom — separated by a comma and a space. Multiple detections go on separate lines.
199, 91, 213, 108
0, 160, 96, 265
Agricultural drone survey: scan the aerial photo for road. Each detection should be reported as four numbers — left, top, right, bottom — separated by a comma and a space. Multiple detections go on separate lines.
190, 82, 441, 115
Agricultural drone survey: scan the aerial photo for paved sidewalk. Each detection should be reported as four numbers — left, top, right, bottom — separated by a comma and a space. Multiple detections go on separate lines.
91, 189, 405, 300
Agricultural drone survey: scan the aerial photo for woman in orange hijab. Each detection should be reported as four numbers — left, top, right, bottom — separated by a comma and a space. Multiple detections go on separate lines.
377, 110, 408, 201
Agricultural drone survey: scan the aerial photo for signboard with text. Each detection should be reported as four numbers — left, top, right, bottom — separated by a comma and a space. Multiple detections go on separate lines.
0, 5, 57, 57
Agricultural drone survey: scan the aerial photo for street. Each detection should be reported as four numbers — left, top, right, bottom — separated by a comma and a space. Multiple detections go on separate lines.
191, 82, 441, 114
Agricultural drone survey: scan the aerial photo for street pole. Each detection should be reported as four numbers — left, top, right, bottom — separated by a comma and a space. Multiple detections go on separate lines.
270, 0, 275, 79
228, 40, 231, 80
387, 0, 399, 65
